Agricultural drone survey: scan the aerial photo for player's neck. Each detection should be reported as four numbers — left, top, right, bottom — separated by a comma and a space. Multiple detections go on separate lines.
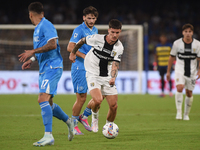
183, 37, 193, 44
106, 35, 115, 45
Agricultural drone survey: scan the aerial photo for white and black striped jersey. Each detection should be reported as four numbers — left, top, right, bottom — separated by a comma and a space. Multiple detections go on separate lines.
84, 34, 124, 77
170, 38, 200, 78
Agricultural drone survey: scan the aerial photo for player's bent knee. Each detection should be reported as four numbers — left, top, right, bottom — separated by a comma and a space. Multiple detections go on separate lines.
110, 103, 118, 112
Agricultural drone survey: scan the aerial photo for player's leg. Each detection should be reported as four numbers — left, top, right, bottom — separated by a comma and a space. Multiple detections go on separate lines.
174, 73, 185, 120
89, 88, 103, 132
33, 92, 55, 146
105, 95, 118, 122
49, 98, 74, 141
71, 69, 88, 135
158, 67, 165, 97
169, 68, 173, 97
183, 77, 195, 120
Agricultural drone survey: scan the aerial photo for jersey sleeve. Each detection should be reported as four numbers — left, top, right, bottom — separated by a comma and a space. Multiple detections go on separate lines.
69, 27, 82, 43
42, 22, 58, 42
170, 42, 178, 56
85, 34, 97, 46
113, 45, 124, 62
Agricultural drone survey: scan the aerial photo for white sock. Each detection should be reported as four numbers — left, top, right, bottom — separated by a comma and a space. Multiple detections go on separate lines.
106, 120, 113, 124
184, 96, 193, 116
92, 110, 99, 119
175, 91, 183, 113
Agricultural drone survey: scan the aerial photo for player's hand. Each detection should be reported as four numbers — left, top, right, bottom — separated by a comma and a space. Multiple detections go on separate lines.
22, 59, 32, 70
166, 72, 171, 81
153, 62, 157, 71
109, 78, 115, 86
18, 50, 34, 62
196, 70, 200, 80
69, 53, 76, 63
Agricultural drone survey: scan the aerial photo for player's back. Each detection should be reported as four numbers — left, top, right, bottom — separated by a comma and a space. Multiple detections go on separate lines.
69, 22, 98, 70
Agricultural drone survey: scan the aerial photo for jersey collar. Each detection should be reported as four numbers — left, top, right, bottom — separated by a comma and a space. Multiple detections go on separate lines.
35, 17, 45, 28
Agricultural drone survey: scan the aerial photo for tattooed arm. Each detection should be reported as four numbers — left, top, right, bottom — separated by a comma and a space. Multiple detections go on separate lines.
196, 57, 200, 80
69, 37, 86, 63
18, 38, 57, 62
109, 61, 120, 86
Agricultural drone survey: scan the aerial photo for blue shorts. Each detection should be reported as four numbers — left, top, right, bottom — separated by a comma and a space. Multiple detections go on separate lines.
39, 68, 62, 97
71, 69, 88, 93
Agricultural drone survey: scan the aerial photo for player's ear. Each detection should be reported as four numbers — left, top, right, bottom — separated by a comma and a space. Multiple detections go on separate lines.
83, 16, 85, 21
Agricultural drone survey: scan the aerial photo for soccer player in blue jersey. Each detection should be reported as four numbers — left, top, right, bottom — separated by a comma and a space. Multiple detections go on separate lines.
67, 6, 98, 135
18, 2, 74, 146
154, 34, 173, 97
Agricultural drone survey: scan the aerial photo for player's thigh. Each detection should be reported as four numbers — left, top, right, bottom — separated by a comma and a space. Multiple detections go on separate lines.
71, 69, 88, 93
39, 68, 62, 96
185, 76, 196, 91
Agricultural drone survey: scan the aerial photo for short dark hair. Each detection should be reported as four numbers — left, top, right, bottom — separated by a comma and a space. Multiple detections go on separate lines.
182, 23, 194, 31
109, 19, 122, 29
83, 6, 98, 18
28, 2, 44, 14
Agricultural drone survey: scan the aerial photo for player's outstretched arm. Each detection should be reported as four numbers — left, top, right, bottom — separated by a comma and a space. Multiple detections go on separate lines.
196, 57, 200, 80
109, 61, 119, 86
69, 37, 86, 63
166, 56, 176, 81
18, 38, 57, 62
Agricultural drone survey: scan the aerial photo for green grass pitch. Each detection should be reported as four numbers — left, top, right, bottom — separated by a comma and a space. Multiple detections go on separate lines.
0, 94, 200, 150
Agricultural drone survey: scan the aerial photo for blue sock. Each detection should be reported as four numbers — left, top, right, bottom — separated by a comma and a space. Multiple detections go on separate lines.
83, 107, 92, 117
39, 101, 52, 132
51, 103, 69, 122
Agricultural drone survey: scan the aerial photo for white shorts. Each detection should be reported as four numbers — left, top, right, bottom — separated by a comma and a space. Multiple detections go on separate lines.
86, 72, 118, 95
175, 72, 196, 91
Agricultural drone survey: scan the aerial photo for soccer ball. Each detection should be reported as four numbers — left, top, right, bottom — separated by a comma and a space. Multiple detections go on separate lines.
102, 123, 119, 139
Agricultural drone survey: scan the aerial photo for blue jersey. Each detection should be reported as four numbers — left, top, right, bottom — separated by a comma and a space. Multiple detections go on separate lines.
69, 22, 98, 70
33, 17, 63, 73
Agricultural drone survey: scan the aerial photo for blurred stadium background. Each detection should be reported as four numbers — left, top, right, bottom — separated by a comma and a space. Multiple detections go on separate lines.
1, 0, 200, 94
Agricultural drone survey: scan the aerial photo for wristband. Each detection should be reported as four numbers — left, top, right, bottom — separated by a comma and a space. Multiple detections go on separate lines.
30, 56, 36, 62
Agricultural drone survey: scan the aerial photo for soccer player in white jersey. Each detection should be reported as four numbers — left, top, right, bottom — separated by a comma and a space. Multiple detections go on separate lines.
69, 19, 124, 132
18, 2, 74, 146
167, 24, 200, 120
67, 6, 98, 135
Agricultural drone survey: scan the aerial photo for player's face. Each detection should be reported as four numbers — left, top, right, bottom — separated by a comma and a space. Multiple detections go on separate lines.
83, 14, 97, 29
108, 28, 121, 43
182, 28, 193, 40
29, 12, 35, 25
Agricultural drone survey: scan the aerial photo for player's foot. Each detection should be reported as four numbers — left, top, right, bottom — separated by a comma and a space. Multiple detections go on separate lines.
169, 92, 173, 97
176, 112, 182, 120
183, 115, 190, 120
91, 118, 99, 132
67, 118, 75, 141
159, 93, 165, 97
79, 115, 92, 132
33, 134, 54, 146
74, 126, 84, 135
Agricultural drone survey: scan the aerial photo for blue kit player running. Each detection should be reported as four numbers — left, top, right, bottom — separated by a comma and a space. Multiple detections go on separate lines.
18, 2, 74, 146
67, 6, 98, 135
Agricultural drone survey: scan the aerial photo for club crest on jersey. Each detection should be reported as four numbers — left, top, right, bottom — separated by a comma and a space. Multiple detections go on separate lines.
176, 78, 179, 82
193, 48, 196, 52
90, 82, 95, 87
111, 51, 117, 57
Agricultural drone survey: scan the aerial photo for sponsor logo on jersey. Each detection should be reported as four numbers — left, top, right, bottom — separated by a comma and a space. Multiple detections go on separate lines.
34, 36, 39, 42
118, 54, 122, 59
178, 53, 196, 59
185, 48, 191, 52
102, 48, 111, 54
93, 50, 113, 60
